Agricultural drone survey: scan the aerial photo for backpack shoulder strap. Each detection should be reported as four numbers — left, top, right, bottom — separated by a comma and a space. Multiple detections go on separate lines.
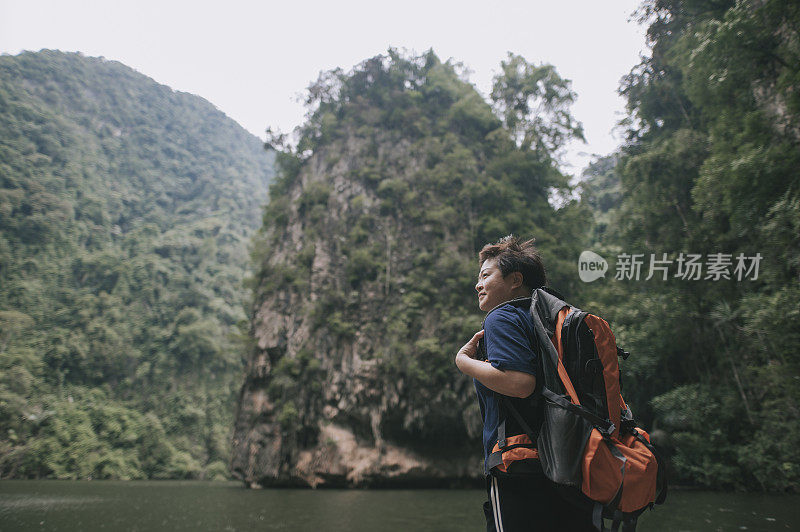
529, 289, 580, 404
529, 290, 618, 435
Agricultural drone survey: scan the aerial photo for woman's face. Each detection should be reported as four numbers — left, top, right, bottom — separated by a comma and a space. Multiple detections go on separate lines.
475, 258, 519, 312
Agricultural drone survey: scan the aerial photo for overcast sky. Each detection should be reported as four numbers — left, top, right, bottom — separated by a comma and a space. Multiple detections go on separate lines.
0, 0, 648, 174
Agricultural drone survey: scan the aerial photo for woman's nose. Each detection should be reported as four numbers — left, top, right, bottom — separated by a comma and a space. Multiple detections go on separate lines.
475, 280, 482, 292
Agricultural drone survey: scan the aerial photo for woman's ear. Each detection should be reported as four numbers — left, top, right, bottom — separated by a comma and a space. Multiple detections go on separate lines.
510, 271, 524, 289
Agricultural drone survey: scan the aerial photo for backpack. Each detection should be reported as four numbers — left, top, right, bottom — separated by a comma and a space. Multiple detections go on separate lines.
491, 288, 667, 532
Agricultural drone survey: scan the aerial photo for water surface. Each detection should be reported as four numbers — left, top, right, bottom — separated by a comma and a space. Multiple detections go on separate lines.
1, 481, 797, 531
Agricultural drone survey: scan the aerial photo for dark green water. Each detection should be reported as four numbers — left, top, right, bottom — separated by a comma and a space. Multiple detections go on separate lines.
0, 481, 797, 531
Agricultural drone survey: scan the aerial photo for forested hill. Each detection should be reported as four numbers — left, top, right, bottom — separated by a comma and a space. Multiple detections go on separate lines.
232, 51, 587, 487
0, 50, 274, 479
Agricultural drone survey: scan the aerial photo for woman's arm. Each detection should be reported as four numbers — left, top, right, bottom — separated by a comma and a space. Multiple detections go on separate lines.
455, 330, 536, 398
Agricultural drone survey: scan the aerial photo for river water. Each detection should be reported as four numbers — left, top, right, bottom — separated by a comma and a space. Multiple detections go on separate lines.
0, 480, 797, 531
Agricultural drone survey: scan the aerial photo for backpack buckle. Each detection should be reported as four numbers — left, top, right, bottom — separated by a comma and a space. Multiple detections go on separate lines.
599, 422, 616, 437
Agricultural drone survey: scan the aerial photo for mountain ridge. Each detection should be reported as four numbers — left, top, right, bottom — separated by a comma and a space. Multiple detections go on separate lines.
0, 49, 274, 480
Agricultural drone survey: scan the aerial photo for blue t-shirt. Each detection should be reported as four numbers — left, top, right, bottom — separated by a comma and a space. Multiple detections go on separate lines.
474, 299, 539, 471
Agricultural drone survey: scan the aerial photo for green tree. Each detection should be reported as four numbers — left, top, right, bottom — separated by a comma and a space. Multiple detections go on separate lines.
491, 53, 585, 161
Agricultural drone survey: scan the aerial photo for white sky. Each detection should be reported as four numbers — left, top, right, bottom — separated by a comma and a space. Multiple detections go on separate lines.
0, 0, 648, 174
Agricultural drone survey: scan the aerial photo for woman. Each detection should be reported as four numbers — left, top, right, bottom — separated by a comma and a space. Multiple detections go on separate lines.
455, 236, 594, 532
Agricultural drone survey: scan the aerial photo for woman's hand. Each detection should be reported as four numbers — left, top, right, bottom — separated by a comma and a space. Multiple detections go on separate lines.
455, 329, 536, 398
459, 330, 484, 359
455, 330, 484, 371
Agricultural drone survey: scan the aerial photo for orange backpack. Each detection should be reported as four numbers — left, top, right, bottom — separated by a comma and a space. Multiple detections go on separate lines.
494, 289, 667, 532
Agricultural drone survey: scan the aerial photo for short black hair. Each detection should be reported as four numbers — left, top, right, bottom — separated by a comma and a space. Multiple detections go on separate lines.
478, 235, 547, 290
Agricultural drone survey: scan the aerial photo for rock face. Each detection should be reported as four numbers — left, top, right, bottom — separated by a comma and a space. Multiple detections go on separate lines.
230, 52, 565, 488
230, 135, 482, 488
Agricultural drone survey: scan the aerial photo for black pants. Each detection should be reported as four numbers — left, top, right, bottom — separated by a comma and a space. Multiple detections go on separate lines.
484, 473, 596, 532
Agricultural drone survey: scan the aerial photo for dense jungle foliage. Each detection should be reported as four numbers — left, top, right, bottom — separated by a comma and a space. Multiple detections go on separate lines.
0, 50, 274, 479
579, 0, 800, 491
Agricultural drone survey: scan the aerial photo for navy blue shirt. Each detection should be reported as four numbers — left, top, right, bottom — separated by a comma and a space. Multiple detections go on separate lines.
474, 299, 539, 471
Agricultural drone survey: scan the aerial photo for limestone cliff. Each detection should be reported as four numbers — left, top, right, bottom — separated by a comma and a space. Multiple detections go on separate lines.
230, 51, 581, 487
